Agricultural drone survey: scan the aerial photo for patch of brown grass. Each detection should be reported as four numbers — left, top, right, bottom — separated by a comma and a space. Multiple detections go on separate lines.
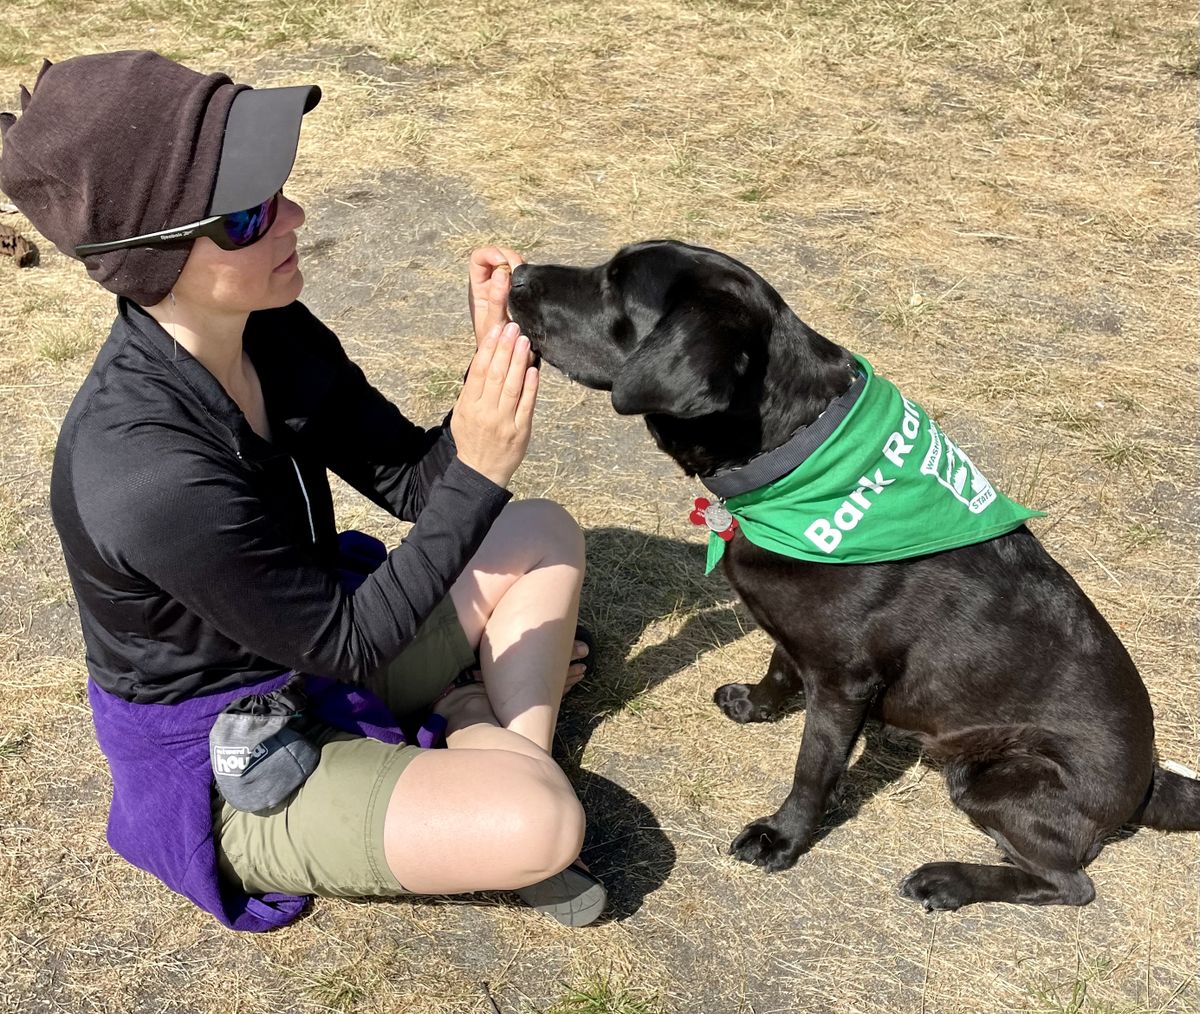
1, 1, 1197, 1012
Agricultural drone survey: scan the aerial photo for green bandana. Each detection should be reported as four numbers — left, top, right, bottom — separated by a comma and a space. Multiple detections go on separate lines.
704, 356, 1044, 573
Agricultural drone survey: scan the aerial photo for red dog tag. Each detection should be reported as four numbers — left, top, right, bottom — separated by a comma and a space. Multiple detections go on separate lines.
689, 497, 739, 542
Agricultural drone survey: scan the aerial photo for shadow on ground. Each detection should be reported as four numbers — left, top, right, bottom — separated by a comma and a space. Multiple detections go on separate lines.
556, 526, 749, 754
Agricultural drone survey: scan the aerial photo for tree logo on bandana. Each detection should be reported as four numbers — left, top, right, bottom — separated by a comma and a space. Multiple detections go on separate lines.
920, 421, 997, 514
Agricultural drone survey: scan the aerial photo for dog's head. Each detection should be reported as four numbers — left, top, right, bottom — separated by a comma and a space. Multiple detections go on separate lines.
508, 239, 853, 475
508, 240, 781, 417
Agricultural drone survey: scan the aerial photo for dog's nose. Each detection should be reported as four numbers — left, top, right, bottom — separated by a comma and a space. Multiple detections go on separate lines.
509, 263, 530, 289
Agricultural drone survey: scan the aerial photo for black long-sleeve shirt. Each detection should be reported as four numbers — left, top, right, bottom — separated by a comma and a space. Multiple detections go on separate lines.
51, 298, 510, 704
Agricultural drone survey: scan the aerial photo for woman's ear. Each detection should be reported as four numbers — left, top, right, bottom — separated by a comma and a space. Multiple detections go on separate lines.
611, 292, 760, 417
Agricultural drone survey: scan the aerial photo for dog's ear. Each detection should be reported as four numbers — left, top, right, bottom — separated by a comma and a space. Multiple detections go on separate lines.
611, 293, 760, 417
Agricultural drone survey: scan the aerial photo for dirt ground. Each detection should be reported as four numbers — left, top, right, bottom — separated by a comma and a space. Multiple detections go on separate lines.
1, 2, 1197, 1012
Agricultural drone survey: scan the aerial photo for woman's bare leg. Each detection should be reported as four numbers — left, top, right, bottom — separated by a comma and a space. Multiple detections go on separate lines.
382, 499, 592, 894
382, 683, 585, 892
449, 498, 585, 751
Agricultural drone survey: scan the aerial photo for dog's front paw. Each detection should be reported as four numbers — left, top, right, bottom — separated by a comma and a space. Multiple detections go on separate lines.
898, 863, 971, 912
714, 683, 779, 724
729, 817, 805, 871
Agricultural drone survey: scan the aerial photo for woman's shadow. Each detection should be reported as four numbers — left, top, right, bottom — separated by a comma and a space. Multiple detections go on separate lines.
554, 527, 922, 919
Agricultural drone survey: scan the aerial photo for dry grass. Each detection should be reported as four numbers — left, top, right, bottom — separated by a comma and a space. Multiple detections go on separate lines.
1, 1, 1197, 1012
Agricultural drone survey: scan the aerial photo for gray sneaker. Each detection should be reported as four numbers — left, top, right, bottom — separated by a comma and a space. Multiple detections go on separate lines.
515, 861, 607, 927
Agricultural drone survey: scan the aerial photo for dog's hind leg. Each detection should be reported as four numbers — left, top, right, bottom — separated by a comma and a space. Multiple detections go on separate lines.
899, 859, 1094, 911
899, 747, 1098, 911
713, 643, 802, 724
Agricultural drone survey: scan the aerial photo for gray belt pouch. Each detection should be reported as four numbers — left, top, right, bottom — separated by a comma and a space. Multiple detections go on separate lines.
209, 674, 320, 813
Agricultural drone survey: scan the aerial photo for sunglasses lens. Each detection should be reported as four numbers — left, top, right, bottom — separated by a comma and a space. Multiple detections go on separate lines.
222, 192, 279, 247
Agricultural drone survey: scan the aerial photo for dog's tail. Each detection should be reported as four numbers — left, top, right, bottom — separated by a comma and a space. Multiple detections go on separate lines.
1130, 762, 1200, 831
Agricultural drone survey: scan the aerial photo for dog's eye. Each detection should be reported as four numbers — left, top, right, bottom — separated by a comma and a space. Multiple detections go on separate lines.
601, 264, 625, 303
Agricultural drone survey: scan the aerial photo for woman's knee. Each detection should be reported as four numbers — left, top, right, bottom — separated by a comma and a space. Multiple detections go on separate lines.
504, 499, 585, 570
509, 755, 586, 881
383, 749, 585, 892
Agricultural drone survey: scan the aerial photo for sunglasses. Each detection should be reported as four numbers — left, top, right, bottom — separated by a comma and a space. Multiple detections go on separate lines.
74, 191, 281, 258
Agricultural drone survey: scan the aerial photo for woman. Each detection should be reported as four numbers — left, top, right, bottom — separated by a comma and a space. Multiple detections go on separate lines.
0, 51, 605, 929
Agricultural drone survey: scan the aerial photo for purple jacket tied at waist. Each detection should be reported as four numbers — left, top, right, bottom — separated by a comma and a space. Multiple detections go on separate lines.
88, 672, 405, 930
87, 532, 408, 932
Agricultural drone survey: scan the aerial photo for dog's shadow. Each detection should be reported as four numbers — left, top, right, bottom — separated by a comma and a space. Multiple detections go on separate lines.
557, 527, 748, 752
545, 527, 740, 916
734, 684, 928, 847
554, 527, 926, 907
817, 722, 925, 845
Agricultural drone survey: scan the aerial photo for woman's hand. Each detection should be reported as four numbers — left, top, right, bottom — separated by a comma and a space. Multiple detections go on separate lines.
468, 246, 525, 348
450, 321, 539, 488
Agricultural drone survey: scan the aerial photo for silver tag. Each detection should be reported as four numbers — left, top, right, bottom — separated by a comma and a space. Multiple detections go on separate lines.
703, 502, 732, 533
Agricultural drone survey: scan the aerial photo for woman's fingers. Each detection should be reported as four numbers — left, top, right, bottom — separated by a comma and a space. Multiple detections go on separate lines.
452, 314, 536, 490
469, 246, 521, 288
481, 264, 511, 337
514, 365, 539, 430
496, 246, 524, 269
469, 246, 527, 345
499, 335, 531, 404
463, 322, 506, 399
464, 322, 536, 419
485, 323, 519, 396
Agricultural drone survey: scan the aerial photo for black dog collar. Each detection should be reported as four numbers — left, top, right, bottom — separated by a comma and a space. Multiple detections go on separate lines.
700, 369, 868, 501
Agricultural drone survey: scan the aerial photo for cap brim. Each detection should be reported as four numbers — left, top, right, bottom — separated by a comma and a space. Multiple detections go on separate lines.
208, 84, 321, 215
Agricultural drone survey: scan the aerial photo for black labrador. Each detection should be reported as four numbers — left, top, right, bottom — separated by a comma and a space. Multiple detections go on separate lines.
507, 239, 1199, 911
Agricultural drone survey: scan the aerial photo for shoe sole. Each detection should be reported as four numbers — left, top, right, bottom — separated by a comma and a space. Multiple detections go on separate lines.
515, 864, 607, 927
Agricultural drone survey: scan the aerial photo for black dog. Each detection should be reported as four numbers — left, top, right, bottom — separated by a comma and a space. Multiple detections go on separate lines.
508, 239, 1199, 911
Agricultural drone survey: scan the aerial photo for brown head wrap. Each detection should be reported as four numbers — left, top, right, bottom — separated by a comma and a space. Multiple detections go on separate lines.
0, 51, 245, 306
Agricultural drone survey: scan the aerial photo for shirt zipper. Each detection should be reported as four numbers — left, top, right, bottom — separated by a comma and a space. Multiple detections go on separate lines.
290, 456, 317, 545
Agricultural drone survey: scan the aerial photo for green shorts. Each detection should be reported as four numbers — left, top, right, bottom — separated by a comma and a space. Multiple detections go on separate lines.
212, 596, 477, 897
